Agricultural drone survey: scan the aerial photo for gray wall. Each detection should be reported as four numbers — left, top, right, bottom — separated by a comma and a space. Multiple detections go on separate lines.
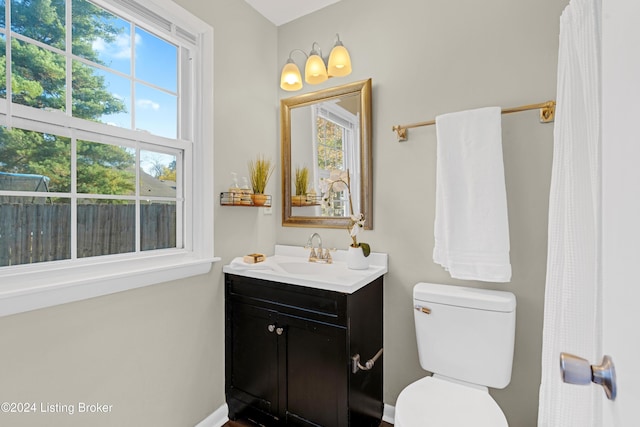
0, 1, 277, 426
0, 0, 571, 426
276, 0, 569, 425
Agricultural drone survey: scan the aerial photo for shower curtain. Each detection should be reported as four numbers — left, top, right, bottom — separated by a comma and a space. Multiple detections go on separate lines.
538, 0, 602, 426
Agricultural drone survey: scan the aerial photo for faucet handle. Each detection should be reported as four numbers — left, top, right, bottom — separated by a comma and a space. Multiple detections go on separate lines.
324, 248, 336, 263
308, 248, 317, 260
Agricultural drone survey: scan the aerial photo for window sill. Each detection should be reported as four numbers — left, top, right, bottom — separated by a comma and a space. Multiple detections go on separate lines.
0, 253, 221, 317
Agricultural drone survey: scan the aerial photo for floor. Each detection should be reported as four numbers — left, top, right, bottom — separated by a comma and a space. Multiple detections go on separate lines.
224, 421, 393, 427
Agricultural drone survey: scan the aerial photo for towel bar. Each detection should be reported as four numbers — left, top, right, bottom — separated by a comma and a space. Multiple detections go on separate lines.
392, 100, 556, 142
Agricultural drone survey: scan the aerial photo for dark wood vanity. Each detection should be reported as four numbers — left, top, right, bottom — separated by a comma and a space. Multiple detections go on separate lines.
225, 273, 383, 427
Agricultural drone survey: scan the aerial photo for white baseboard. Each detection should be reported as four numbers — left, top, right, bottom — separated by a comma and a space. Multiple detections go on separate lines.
195, 402, 393, 426
195, 403, 229, 427
383, 403, 395, 424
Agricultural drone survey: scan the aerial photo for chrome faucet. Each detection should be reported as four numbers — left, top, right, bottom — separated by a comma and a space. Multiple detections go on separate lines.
306, 232, 322, 258
306, 232, 332, 263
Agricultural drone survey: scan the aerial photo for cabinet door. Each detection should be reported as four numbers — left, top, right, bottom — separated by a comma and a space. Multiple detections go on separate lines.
282, 313, 348, 427
228, 302, 279, 417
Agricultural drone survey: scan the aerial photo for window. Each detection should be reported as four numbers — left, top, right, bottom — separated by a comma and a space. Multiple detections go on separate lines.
312, 102, 360, 217
0, 0, 215, 316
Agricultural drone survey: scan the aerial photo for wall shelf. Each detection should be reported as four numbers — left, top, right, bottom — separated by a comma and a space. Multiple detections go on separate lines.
220, 192, 272, 207
291, 194, 322, 207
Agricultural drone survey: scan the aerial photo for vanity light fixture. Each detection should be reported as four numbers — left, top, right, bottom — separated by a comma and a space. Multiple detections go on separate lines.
327, 35, 352, 77
305, 43, 328, 85
280, 34, 352, 92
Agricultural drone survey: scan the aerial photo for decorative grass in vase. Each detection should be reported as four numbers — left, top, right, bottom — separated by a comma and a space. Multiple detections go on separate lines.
293, 166, 309, 206
248, 155, 274, 206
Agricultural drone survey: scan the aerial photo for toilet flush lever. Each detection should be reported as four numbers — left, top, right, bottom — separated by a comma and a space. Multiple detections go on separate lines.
560, 352, 617, 400
415, 305, 431, 315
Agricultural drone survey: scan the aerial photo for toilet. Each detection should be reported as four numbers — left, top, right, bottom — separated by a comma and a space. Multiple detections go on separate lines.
395, 282, 516, 426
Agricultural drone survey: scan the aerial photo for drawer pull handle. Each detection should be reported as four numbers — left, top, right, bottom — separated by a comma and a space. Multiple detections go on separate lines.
352, 348, 384, 374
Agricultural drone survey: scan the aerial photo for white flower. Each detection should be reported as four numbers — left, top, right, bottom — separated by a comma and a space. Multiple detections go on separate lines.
320, 171, 349, 208
327, 169, 349, 192
319, 177, 330, 194
321, 194, 331, 209
319, 169, 368, 249
349, 213, 365, 237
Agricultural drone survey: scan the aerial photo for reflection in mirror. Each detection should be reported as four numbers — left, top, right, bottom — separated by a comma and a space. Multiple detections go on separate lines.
281, 79, 372, 229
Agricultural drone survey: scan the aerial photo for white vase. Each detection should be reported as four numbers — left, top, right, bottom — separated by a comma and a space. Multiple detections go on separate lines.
347, 246, 369, 270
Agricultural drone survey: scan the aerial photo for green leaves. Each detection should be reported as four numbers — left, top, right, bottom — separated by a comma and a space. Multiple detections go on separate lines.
358, 242, 371, 257
0, 0, 132, 196
248, 155, 274, 194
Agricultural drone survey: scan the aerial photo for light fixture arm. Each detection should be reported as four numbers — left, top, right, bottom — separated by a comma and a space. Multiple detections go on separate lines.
309, 42, 323, 59
287, 48, 308, 63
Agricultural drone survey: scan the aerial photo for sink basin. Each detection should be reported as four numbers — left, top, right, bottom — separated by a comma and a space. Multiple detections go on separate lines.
223, 245, 388, 294
275, 261, 336, 276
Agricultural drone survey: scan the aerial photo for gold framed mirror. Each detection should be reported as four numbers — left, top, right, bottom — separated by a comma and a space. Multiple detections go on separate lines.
281, 79, 372, 229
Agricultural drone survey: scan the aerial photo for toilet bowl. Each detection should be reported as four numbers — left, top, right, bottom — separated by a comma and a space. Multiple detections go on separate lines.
394, 283, 516, 426
395, 376, 507, 427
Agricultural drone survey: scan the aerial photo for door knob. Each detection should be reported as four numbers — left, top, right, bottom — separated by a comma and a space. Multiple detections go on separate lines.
560, 352, 617, 400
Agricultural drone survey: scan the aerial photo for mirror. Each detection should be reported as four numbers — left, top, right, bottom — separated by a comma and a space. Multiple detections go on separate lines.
281, 79, 372, 229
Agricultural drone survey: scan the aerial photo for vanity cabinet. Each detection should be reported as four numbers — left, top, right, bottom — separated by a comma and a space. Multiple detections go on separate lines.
225, 273, 383, 427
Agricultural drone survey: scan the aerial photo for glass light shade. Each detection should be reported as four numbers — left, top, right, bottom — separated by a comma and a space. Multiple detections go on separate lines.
280, 60, 303, 91
305, 54, 328, 84
328, 44, 352, 77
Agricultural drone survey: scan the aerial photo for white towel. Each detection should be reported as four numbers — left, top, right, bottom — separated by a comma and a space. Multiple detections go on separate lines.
433, 106, 512, 282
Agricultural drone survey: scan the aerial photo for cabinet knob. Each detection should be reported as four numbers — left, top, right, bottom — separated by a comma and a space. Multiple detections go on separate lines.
276, 327, 284, 335
267, 324, 276, 333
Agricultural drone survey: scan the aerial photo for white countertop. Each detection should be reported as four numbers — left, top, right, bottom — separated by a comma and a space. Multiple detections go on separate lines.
223, 245, 388, 294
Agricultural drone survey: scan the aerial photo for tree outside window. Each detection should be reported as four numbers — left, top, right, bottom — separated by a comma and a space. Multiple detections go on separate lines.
0, 0, 186, 267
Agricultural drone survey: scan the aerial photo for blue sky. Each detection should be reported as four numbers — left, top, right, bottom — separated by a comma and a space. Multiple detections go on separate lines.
87, 12, 178, 141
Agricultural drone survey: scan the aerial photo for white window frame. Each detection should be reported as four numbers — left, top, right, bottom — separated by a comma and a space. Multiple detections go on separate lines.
0, 0, 217, 317
311, 101, 360, 216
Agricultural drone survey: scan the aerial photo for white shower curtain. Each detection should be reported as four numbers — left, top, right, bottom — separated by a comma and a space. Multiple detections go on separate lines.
538, 0, 602, 426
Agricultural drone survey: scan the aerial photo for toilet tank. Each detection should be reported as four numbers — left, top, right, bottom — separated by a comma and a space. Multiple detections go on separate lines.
413, 283, 516, 389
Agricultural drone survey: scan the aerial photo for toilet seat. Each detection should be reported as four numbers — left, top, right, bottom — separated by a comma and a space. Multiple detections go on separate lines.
395, 376, 508, 427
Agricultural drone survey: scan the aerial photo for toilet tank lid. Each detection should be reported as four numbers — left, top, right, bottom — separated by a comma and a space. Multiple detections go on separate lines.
414, 283, 516, 312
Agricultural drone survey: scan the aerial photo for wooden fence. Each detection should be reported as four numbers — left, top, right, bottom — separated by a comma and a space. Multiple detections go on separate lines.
0, 203, 176, 267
